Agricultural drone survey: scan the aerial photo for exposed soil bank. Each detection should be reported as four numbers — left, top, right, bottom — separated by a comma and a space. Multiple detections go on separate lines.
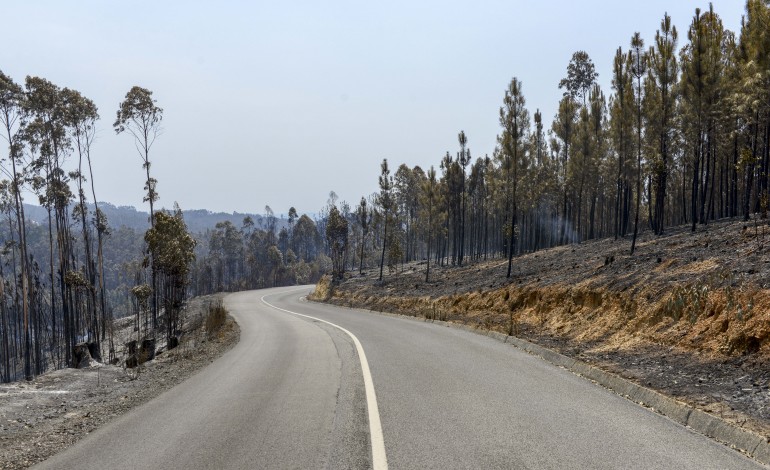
313, 219, 770, 441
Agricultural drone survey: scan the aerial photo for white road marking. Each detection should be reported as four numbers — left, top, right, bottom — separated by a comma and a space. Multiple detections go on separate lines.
261, 293, 389, 470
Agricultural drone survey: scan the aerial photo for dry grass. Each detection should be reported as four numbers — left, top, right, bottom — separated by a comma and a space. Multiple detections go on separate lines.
205, 300, 228, 339
309, 275, 334, 301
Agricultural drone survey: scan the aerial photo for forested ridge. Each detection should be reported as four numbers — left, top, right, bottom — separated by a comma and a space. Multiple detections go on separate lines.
319, 2, 770, 285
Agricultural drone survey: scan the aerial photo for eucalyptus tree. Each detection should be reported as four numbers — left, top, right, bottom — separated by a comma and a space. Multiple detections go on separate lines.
144, 207, 196, 350
558, 51, 598, 106
629, 32, 647, 255
25, 76, 76, 371
277, 227, 290, 257
288, 206, 298, 245
62, 88, 104, 346
114, 86, 163, 326
264, 205, 277, 246
267, 245, 283, 286
498, 77, 530, 277
293, 214, 319, 262
209, 220, 243, 289
114, 86, 163, 224
0, 71, 34, 379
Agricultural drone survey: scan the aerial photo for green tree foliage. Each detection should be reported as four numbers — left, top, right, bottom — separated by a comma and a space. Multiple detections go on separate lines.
552, 94, 578, 244
610, 47, 635, 239
629, 32, 648, 255
326, 205, 349, 279
422, 166, 438, 282
144, 207, 196, 350
114, 86, 163, 329
499, 77, 530, 277
293, 214, 320, 262
737, 1, 770, 220
356, 197, 371, 274
457, 131, 470, 266
0, 72, 118, 380
647, 13, 679, 235
113, 86, 163, 222
680, 7, 726, 229
208, 221, 243, 290
377, 159, 393, 281
0, 70, 34, 379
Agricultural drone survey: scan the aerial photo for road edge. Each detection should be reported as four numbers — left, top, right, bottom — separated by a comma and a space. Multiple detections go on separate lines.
262, 293, 389, 470
307, 297, 770, 466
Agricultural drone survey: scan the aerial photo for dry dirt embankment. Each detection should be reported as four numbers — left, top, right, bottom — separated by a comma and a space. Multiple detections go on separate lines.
315, 219, 770, 441
0, 294, 240, 470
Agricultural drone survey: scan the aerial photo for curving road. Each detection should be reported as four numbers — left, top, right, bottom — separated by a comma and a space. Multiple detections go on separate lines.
35, 286, 765, 469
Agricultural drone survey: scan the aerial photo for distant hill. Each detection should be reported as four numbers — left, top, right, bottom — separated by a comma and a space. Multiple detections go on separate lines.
22, 202, 278, 234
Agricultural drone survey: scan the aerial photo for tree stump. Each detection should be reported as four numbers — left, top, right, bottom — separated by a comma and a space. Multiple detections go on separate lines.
87, 341, 102, 363
72, 343, 93, 369
141, 338, 156, 362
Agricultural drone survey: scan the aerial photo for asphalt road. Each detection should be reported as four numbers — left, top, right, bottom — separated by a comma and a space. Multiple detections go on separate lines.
35, 286, 765, 469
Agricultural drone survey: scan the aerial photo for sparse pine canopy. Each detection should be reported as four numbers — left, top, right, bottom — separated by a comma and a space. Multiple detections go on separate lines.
325, 205, 349, 279
341, 2, 770, 277
378, 158, 393, 281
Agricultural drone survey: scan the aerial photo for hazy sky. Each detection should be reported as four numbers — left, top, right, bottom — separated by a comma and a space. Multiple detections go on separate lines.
2, 1, 744, 217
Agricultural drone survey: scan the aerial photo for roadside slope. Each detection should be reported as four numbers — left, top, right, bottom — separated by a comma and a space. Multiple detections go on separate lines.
0, 295, 238, 470
317, 219, 770, 439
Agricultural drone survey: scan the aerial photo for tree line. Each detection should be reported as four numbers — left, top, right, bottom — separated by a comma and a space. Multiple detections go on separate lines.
321, 1, 770, 283
189, 205, 332, 295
